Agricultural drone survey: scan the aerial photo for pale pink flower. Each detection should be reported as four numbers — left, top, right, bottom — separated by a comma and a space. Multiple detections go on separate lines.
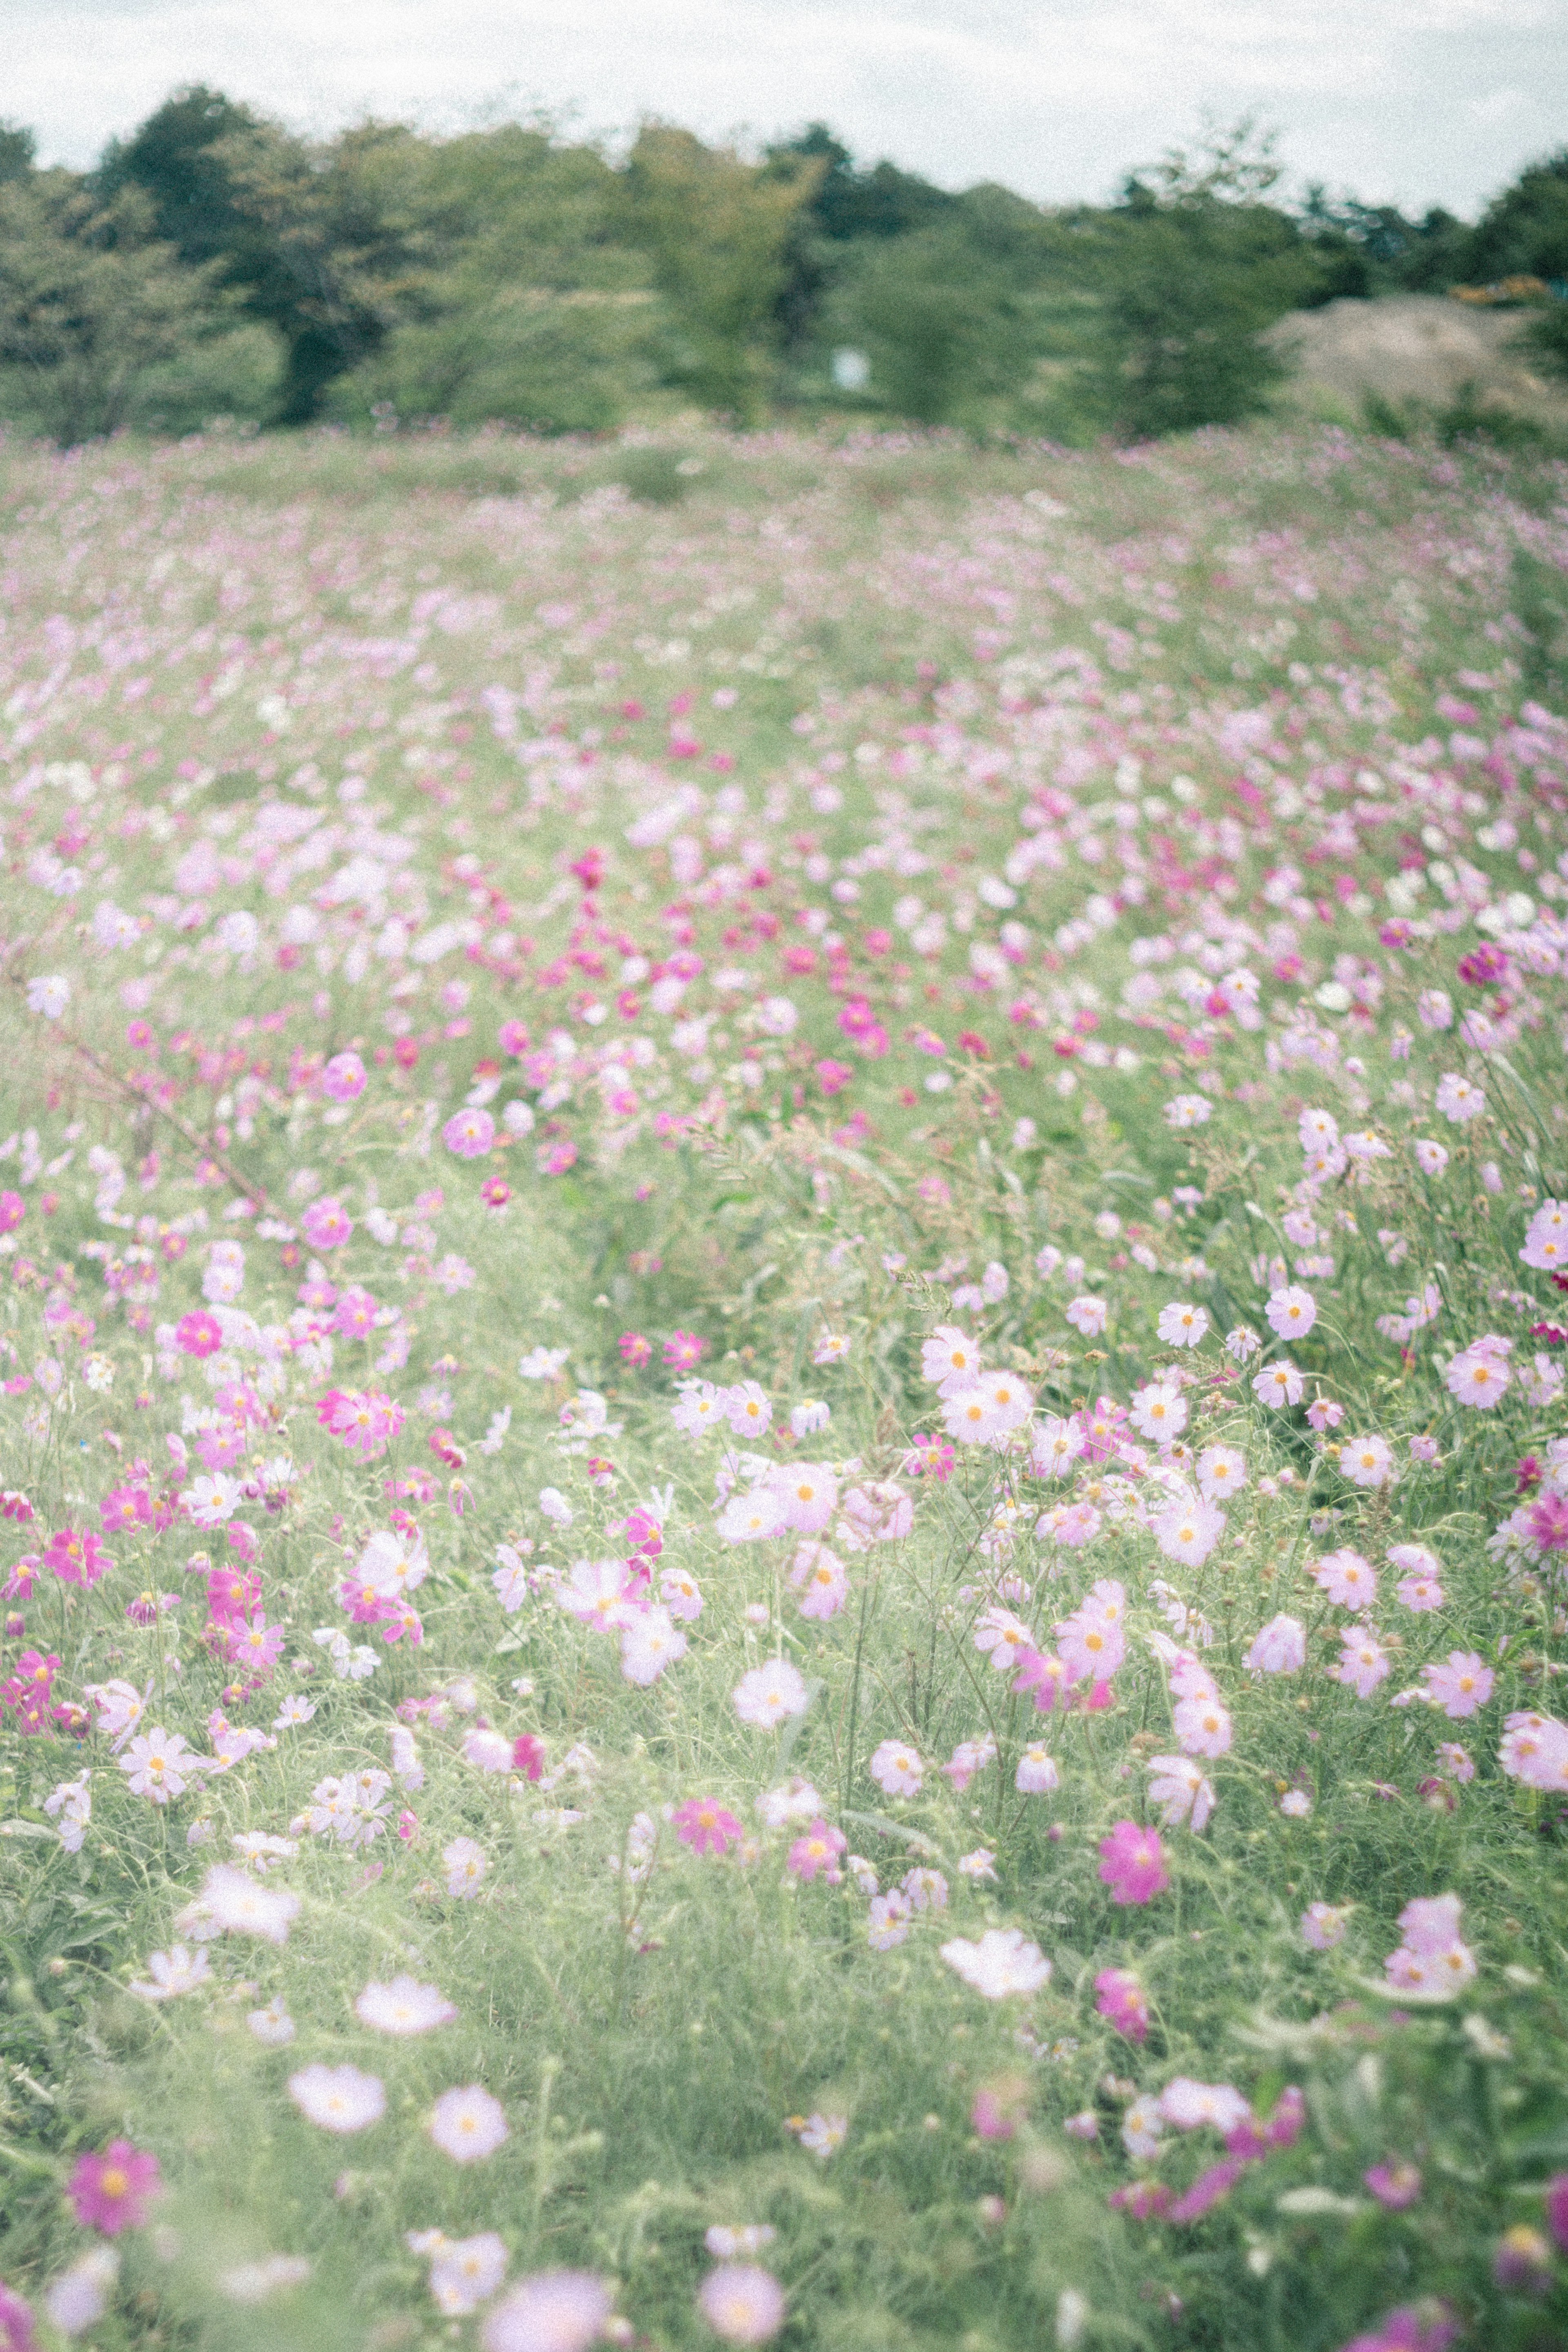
1158, 2078, 1251, 2134
1157, 1302, 1209, 1349
1130, 1381, 1187, 1442
940, 1927, 1051, 1998
1014, 1744, 1059, 1794
920, 1326, 984, 1394
1252, 1360, 1304, 1409
973, 1607, 1036, 1672
733, 1661, 810, 1729
788, 1541, 846, 1619
430, 2084, 509, 2163
1152, 1495, 1225, 1568
355, 1976, 457, 2035
288, 2063, 385, 2134
769, 1463, 838, 1535
1314, 1548, 1377, 1608
1413, 1138, 1449, 1176
698, 2265, 786, 2344
1065, 1295, 1108, 1338
1172, 1695, 1232, 1758
1421, 1652, 1494, 1719
1340, 1432, 1394, 1488
442, 1836, 487, 1897
1196, 1444, 1246, 1501
1266, 1286, 1317, 1340
868, 1739, 923, 1796
621, 1608, 688, 1685
1055, 1578, 1127, 1684
1147, 1755, 1216, 1832
1445, 1342, 1511, 1409
428, 2234, 509, 2317
722, 1382, 773, 1439
1499, 1711, 1568, 1791
1245, 1614, 1305, 1674
481, 2271, 613, 2352
1434, 1072, 1485, 1124
1300, 1902, 1349, 1951
716, 1487, 789, 1544
1332, 1629, 1390, 1699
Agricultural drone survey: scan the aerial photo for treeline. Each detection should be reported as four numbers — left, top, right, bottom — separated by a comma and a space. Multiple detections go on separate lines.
1, 90, 1567, 446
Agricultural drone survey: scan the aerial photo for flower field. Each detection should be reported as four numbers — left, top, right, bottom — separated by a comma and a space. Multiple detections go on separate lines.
0, 419, 1566, 2352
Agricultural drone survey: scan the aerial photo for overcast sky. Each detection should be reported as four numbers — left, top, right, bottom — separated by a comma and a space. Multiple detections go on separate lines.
9, 0, 1565, 219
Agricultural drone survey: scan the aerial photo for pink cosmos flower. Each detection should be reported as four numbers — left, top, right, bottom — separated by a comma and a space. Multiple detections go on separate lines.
1445, 1341, 1511, 1408
1246, 1614, 1305, 1674
868, 1739, 924, 1796
45, 1526, 114, 1590
787, 1821, 846, 1883
1300, 1902, 1349, 1950
443, 1108, 495, 1158
920, 1326, 983, 1394
67, 2141, 163, 2235
1434, 1072, 1484, 1124
317, 1389, 404, 1458
1332, 1629, 1390, 1699
321, 1052, 366, 1103
1339, 1433, 1394, 1488
697, 2265, 786, 2345
481, 2271, 614, 2352
788, 1541, 846, 1619
1156, 1301, 1209, 1349
1095, 1966, 1149, 2043
1152, 1496, 1225, 1569
671, 1799, 743, 1856
1158, 2078, 1251, 2134
1314, 1548, 1377, 1608
430, 2084, 509, 2163
1421, 1652, 1494, 1719
617, 1332, 652, 1367
176, 1310, 223, 1358
1266, 1285, 1317, 1340
1252, 1360, 1304, 1409
1365, 2162, 1423, 2211
1011, 1648, 1070, 1712
1527, 1492, 1568, 1552
1055, 1579, 1127, 1684
664, 1329, 706, 1371
1098, 1820, 1170, 1906
1065, 1295, 1108, 1337
1147, 1755, 1216, 1832
301, 1197, 353, 1250
0, 2282, 34, 2351
1173, 1695, 1232, 1758
288, 2064, 386, 2133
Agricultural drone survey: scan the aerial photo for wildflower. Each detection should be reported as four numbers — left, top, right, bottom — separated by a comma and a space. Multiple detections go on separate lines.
1098, 1821, 1170, 1906
1365, 2162, 1423, 2210
248, 1996, 295, 2047
940, 1927, 1052, 1998
1445, 1340, 1511, 1408
45, 1526, 113, 1588
1095, 1967, 1149, 2043
1147, 1755, 1216, 1832
1315, 1547, 1377, 1607
868, 1739, 924, 1796
120, 1728, 201, 1805
427, 2234, 509, 2317
1015, 1743, 1059, 1794
1153, 1496, 1225, 1569
288, 2064, 386, 2134
1301, 1902, 1350, 1950
442, 1837, 488, 1897
1246, 1615, 1305, 1674
1055, 1580, 1127, 1683
24, 975, 69, 1019
664, 1329, 707, 1371
128, 1946, 211, 2001
1131, 1380, 1187, 1442
1121, 2096, 1165, 2158
355, 1977, 457, 2035
1333, 1628, 1391, 1699
672, 1799, 744, 1856
1173, 1695, 1232, 1758
1252, 1360, 1304, 1409
1381, 1892, 1477, 2000
1065, 1295, 1108, 1337
1157, 1302, 1209, 1348
621, 1608, 688, 1685
481, 2271, 614, 2352
1163, 1094, 1212, 1127
797, 2111, 849, 2158
322, 1051, 366, 1102
1421, 1652, 1494, 1719
787, 1821, 846, 1883
67, 2141, 162, 2234
1434, 1072, 1484, 1124
43, 2252, 118, 2337
698, 2265, 786, 2344
1266, 1285, 1317, 1340
733, 1660, 809, 1729
0, 2285, 35, 2352
1158, 2078, 1252, 2134
430, 2085, 508, 2163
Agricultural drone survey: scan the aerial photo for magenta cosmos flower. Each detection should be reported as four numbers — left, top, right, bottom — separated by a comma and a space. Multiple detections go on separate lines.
1098, 1820, 1171, 1906
1095, 1966, 1149, 2042
67, 2140, 163, 2235
671, 1798, 743, 1856
176, 1309, 223, 1358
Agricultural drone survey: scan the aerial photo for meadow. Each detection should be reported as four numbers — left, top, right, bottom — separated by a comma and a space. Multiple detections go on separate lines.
0, 416, 1563, 2352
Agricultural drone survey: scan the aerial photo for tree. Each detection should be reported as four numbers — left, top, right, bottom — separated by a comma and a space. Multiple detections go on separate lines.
621, 125, 820, 419
1080, 120, 1321, 439
0, 122, 35, 185
1466, 151, 1568, 284
0, 172, 258, 444
829, 225, 1044, 426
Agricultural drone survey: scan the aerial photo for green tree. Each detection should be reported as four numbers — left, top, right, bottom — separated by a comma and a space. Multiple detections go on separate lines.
621, 125, 820, 419
1080, 121, 1321, 439
0, 171, 267, 443
1466, 151, 1568, 283
0, 121, 35, 185
829, 225, 1045, 426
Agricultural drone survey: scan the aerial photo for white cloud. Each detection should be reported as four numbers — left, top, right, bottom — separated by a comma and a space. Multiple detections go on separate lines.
6, 0, 1564, 215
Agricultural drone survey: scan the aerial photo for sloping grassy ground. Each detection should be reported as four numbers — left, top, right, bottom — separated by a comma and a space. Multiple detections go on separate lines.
0, 421, 1563, 2352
